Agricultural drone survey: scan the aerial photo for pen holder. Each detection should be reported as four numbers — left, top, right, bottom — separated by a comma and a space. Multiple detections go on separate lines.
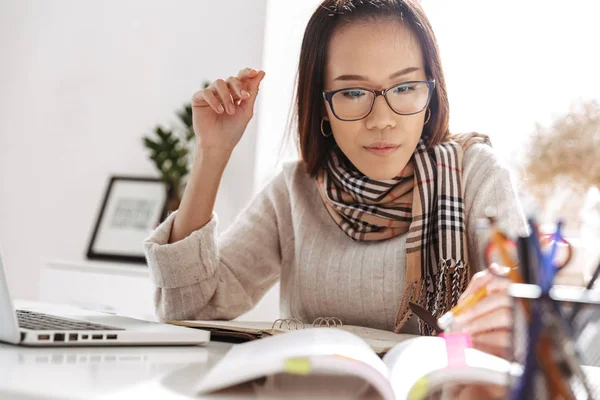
507, 283, 600, 399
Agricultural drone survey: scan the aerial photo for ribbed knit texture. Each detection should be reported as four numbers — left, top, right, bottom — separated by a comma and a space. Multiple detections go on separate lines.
144, 143, 526, 333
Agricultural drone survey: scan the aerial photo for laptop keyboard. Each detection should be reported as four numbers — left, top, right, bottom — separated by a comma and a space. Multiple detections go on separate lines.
17, 310, 124, 331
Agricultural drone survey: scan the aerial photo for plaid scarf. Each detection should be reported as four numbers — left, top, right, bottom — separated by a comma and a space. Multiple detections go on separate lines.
316, 133, 491, 335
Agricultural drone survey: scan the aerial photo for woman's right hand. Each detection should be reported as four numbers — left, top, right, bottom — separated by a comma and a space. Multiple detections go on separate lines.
191, 67, 266, 154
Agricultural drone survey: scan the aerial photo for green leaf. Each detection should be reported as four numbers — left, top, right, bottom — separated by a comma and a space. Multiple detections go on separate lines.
142, 137, 160, 151
142, 86, 213, 186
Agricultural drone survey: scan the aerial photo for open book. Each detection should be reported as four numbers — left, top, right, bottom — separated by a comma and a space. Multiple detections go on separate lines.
167, 319, 417, 355
195, 328, 521, 399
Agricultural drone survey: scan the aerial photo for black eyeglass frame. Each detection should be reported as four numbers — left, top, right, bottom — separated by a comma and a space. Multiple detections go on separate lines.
322, 80, 436, 122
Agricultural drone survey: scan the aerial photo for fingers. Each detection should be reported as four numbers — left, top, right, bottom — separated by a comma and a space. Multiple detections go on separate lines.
481, 270, 511, 295
469, 311, 513, 358
214, 79, 236, 115
247, 69, 266, 93
454, 264, 515, 359
454, 293, 512, 334
239, 70, 266, 112
459, 269, 493, 302
471, 330, 512, 359
461, 306, 512, 336
471, 329, 512, 348
227, 76, 250, 103
191, 67, 265, 116
192, 89, 224, 114
456, 383, 507, 400
237, 67, 259, 81
459, 264, 511, 302
488, 262, 511, 277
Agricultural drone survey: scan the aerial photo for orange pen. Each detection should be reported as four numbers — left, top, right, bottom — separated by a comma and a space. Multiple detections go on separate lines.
438, 223, 523, 332
437, 285, 488, 331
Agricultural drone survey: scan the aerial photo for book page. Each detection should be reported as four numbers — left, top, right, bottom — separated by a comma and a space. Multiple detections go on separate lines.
252, 372, 380, 399
340, 325, 418, 355
383, 337, 520, 399
195, 328, 394, 399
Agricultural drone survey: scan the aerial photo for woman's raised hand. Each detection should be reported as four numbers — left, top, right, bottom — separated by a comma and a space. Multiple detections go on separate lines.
191, 67, 266, 153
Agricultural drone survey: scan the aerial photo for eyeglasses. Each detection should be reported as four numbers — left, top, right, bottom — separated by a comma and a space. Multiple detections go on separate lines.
322, 80, 435, 122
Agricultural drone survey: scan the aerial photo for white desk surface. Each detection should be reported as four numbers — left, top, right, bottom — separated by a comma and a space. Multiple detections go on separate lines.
0, 341, 237, 400
0, 301, 247, 400
3, 301, 600, 399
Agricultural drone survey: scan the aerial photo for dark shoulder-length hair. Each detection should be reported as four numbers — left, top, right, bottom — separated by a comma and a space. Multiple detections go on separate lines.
295, 0, 450, 177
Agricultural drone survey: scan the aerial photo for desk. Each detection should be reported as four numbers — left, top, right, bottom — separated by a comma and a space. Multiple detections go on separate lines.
0, 301, 244, 400
3, 303, 600, 399
0, 341, 237, 399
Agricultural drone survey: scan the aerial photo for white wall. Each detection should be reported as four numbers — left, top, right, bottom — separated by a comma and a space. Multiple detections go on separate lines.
0, 0, 267, 301
255, 0, 600, 184
254, 0, 322, 190
422, 0, 600, 164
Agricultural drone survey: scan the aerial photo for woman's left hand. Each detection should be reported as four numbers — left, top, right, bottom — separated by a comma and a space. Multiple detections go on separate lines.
453, 263, 513, 358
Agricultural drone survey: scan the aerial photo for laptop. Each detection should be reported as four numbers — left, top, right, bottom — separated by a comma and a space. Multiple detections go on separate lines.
0, 253, 210, 346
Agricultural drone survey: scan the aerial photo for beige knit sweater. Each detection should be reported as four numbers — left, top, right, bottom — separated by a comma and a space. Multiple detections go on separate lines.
143, 143, 527, 334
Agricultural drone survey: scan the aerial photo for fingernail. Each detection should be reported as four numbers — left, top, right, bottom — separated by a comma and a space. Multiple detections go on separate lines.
218, 105, 225, 113
241, 90, 250, 98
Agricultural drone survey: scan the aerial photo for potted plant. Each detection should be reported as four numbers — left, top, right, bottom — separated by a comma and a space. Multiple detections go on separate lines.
522, 99, 600, 231
522, 99, 600, 284
142, 82, 209, 220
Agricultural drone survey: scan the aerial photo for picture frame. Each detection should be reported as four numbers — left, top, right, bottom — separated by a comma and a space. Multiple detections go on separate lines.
86, 176, 168, 264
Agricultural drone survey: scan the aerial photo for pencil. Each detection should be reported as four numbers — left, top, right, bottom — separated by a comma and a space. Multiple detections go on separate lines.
437, 286, 488, 331
438, 226, 523, 331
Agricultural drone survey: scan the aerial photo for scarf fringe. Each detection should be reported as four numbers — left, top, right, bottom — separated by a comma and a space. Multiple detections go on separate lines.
436, 260, 469, 311
416, 259, 470, 336
393, 280, 419, 333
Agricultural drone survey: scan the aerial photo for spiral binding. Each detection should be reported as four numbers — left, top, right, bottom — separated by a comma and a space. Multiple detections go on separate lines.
271, 318, 305, 330
271, 317, 343, 330
312, 317, 343, 327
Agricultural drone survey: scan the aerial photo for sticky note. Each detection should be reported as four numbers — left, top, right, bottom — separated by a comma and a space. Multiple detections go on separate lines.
407, 376, 429, 400
283, 357, 312, 375
439, 332, 472, 368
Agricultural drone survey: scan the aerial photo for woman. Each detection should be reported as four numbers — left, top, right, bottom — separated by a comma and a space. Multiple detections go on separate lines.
144, 0, 526, 357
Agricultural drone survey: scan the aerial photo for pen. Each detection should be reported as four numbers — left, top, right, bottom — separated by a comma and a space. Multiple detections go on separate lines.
569, 259, 600, 322
438, 223, 524, 332
437, 286, 488, 331
516, 236, 532, 284
514, 220, 572, 399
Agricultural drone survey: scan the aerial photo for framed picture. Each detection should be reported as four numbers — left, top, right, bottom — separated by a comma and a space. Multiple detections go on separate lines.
86, 176, 168, 263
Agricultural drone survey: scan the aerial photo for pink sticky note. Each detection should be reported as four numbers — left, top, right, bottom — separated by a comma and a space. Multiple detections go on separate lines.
439, 332, 472, 368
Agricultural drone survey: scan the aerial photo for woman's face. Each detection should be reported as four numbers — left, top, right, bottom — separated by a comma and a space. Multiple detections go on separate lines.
324, 20, 428, 180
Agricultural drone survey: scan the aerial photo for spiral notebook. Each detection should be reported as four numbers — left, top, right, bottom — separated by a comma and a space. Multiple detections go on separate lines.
167, 317, 418, 355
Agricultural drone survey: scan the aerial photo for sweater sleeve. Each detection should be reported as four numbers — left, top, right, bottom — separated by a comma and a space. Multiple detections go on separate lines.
462, 143, 528, 275
143, 171, 290, 322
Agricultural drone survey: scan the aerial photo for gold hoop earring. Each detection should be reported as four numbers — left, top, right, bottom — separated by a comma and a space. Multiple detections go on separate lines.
423, 108, 431, 125
321, 118, 332, 137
